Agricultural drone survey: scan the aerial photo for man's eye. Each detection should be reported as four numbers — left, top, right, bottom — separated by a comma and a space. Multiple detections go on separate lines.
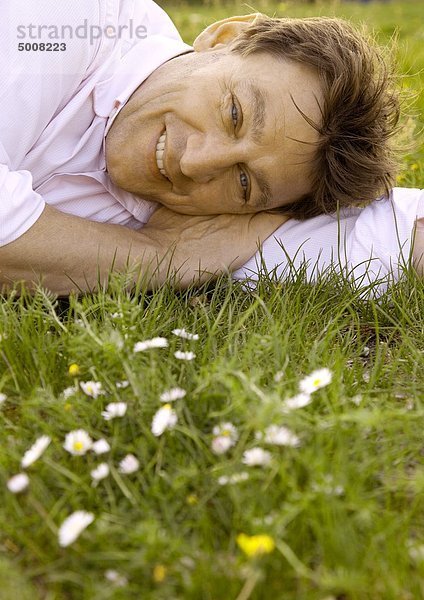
231, 101, 238, 128
239, 170, 249, 199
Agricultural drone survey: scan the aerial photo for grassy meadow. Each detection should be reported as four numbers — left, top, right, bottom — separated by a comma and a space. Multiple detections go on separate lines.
1, 1, 423, 599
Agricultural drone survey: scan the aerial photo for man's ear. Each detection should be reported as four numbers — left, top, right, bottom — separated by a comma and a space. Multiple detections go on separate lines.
193, 13, 263, 52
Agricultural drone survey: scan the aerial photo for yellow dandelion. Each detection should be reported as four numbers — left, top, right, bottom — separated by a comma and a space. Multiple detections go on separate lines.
186, 493, 198, 506
68, 363, 80, 377
410, 163, 418, 171
236, 533, 275, 558
153, 564, 167, 583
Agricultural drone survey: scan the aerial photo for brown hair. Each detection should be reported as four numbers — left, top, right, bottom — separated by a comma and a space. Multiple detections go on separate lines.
231, 16, 400, 219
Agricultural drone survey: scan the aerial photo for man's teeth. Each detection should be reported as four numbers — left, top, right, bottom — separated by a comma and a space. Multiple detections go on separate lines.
156, 131, 169, 178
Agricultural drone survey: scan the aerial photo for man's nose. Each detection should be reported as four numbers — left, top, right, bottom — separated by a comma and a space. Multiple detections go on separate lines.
179, 133, 240, 183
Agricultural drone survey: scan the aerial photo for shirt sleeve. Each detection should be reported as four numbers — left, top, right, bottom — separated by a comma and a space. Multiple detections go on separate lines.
0, 161, 46, 246
0, 0, 100, 246
233, 188, 424, 290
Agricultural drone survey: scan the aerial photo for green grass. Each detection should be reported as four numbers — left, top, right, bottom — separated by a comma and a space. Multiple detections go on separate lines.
1, 1, 424, 599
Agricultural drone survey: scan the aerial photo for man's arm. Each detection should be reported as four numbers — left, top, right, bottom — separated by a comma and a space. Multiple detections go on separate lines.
0, 204, 287, 294
0, 205, 162, 294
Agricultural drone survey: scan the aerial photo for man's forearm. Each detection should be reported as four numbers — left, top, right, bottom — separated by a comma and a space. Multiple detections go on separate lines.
0, 205, 164, 295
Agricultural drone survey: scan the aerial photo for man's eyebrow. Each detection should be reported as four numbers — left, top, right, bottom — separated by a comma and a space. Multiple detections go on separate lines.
238, 83, 272, 208
247, 83, 266, 144
254, 170, 273, 209
245, 84, 272, 207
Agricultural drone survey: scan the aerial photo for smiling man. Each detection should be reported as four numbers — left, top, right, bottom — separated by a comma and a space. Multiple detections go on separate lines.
105, 49, 323, 214
0, 0, 422, 294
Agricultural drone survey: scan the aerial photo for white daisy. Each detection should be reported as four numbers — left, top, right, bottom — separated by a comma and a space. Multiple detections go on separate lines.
281, 393, 312, 412
105, 569, 128, 587
101, 402, 127, 421
174, 351, 196, 361
92, 439, 111, 455
151, 404, 178, 436
259, 425, 300, 447
62, 386, 76, 400
109, 330, 124, 351
211, 436, 233, 455
242, 447, 272, 467
274, 371, 284, 383
7, 473, 29, 493
63, 429, 93, 455
0, 392, 7, 404
21, 435, 51, 468
211, 422, 238, 454
407, 541, 424, 564
218, 472, 249, 485
90, 463, 110, 481
351, 394, 363, 406
299, 368, 332, 394
213, 422, 238, 441
133, 337, 168, 352
172, 328, 199, 341
58, 510, 95, 547
312, 476, 344, 497
118, 454, 140, 474
160, 387, 186, 402
116, 380, 129, 389
110, 312, 123, 319
80, 381, 104, 399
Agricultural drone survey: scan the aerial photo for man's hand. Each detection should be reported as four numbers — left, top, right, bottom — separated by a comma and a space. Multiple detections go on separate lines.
413, 218, 424, 277
143, 206, 289, 286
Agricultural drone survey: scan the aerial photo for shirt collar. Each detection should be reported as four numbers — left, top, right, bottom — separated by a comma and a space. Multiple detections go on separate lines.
93, 34, 192, 136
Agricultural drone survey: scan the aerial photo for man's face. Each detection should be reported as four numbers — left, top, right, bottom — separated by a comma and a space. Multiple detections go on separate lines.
106, 48, 323, 215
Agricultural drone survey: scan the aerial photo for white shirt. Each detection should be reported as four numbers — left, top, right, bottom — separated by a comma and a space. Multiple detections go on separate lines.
233, 187, 424, 291
0, 0, 191, 245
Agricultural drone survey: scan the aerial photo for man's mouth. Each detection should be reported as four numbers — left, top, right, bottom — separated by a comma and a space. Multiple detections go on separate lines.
155, 130, 170, 180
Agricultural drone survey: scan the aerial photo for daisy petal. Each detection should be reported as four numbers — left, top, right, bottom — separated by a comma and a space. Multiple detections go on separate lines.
58, 511, 95, 547
151, 404, 177, 436
159, 387, 186, 402
21, 435, 51, 468
92, 439, 111, 455
7, 473, 29, 493
242, 447, 272, 467
133, 338, 168, 352
172, 328, 199, 341
118, 454, 140, 474
174, 351, 196, 361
